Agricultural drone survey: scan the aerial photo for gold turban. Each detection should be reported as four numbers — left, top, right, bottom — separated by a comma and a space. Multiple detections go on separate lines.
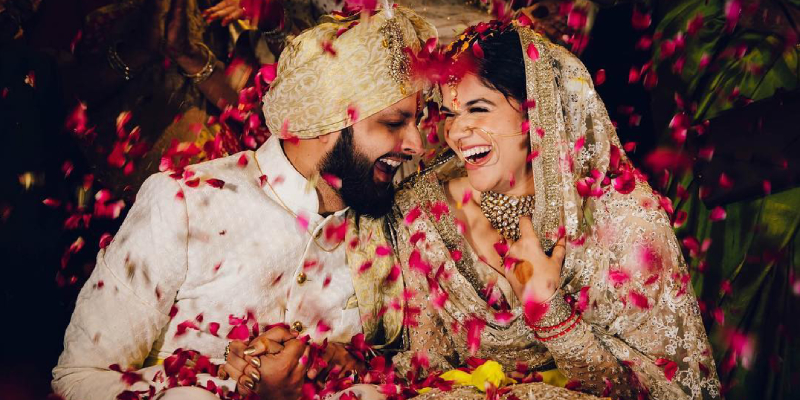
262, 7, 437, 138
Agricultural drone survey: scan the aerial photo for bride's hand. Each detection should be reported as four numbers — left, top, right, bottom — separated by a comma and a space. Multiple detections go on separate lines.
503, 217, 566, 303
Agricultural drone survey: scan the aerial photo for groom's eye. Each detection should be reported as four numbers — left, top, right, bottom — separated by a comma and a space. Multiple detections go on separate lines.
383, 120, 406, 129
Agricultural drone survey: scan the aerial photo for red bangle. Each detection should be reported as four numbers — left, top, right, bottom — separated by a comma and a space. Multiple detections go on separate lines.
535, 314, 582, 342
531, 306, 577, 332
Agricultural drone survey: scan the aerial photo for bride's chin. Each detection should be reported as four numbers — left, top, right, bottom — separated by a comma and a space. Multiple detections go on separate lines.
466, 173, 496, 193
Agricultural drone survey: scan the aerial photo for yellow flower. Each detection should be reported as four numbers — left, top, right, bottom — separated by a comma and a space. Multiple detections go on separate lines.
439, 360, 516, 393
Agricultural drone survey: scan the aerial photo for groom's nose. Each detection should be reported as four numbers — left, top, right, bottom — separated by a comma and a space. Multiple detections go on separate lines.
399, 124, 423, 156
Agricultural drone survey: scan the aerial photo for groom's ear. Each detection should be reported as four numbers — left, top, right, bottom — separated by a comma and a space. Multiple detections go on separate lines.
317, 130, 340, 146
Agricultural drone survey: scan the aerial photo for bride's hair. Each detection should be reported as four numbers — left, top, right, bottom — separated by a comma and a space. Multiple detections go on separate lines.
469, 30, 528, 108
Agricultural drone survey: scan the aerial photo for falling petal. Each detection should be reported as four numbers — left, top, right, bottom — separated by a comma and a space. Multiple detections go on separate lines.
628, 290, 650, 309
494, 310, 513, 324
43, 198, 61, 208
99, 233, 113, 249
464, 317, 486, 355
687, 13, 704, 36
503, 256, 519, 272
429, 201, 449, 222
574, 137, 586, 152
472, 41, 484, 59
577, 286, 590, 312
405, 206, 422, 225
719, 173, 734, 190
493, 241, 509, 257
526, 43, 539, 61
725, 0, 741, 33
631, 7, 652, 30
376, 245, 392, 257
594, 69, 606, 86
206, 178, 225, 189
612, 170, 636, 194
636, 35, 653, 50
260, 63, 278, 84
322, 173, 343, 189
673, 210, 688, 228
410, 231, 426, 245
523, 293, 549, 326
608, 269, 630, 286
24, 71, 35, 88
226, 324, 250, 340
237, 153, 249, 167
520, 120, 530, 134
655, 358, 678, 381
628, 67, 641, 83
358, 261, 374, 275
347, 104, 359, 123
321, 40, 337, 56
710, 206, 727, 221
316, 320, 331, 334
296, 213, 310, 231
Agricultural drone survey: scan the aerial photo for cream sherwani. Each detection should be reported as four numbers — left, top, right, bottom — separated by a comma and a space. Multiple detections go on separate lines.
53, 136, 362, 400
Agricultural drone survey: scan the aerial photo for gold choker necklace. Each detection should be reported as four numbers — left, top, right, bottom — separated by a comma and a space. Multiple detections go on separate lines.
480, 191, 535, 241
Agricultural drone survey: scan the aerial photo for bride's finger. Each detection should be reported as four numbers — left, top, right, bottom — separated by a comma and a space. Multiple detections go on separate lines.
518, 216, 545, 256
550, 237, 566, 264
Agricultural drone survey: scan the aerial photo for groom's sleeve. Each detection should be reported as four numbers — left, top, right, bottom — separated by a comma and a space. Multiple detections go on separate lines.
52, 173, 189, 400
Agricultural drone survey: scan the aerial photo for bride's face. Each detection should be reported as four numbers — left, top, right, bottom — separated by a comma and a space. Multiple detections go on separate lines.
441, 73, 531, 193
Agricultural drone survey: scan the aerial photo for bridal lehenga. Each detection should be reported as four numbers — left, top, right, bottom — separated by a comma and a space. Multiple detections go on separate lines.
385, 24, 721, 400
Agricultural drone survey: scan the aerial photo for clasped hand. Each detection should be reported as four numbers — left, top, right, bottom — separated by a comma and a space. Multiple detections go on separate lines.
222, 326, 364, 399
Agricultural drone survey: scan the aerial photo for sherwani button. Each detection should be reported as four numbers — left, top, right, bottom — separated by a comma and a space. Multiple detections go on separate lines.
296, 272, 307, 284
291, 321, 304, 332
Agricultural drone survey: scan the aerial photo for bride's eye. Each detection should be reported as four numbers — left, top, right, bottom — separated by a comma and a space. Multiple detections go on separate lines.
468, 107, 489, 113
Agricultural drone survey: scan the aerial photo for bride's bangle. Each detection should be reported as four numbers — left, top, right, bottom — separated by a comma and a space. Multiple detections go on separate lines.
180, 42, 216, 84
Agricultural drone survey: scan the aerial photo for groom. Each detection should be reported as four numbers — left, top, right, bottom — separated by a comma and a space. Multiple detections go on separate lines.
52, 8, 435, 400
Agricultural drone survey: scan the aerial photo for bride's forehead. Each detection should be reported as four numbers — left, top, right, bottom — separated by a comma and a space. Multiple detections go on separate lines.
442, 75, 502, 99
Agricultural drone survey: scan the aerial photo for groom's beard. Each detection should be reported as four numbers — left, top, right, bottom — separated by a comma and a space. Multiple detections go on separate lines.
319, 129, 397, 218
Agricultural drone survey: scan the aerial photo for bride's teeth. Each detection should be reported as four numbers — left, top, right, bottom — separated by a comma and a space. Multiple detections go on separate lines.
463, 146, 492, 158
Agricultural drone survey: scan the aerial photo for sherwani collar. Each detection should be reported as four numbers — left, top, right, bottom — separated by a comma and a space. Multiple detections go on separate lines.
256, 135, 346, 219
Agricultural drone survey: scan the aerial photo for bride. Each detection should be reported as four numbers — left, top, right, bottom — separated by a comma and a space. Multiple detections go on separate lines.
389, 19, 721, 400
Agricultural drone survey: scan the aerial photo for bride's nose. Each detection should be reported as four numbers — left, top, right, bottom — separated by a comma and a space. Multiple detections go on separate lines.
445, 116, 475, 143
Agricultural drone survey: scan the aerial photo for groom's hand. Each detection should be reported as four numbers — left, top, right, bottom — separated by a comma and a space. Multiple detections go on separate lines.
221, 326, 297, 391
306, 342, 365, 381
244, 339, 310, 399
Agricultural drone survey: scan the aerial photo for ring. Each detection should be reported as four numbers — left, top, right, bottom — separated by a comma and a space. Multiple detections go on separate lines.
224, 342, 231, 362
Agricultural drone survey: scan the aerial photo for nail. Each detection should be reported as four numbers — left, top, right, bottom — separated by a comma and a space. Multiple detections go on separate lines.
249, 371, 260, 382
243, 377, 255, 390
243, 347, 256, 356
218, 368, 229, 380
250, 357, 261, 368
